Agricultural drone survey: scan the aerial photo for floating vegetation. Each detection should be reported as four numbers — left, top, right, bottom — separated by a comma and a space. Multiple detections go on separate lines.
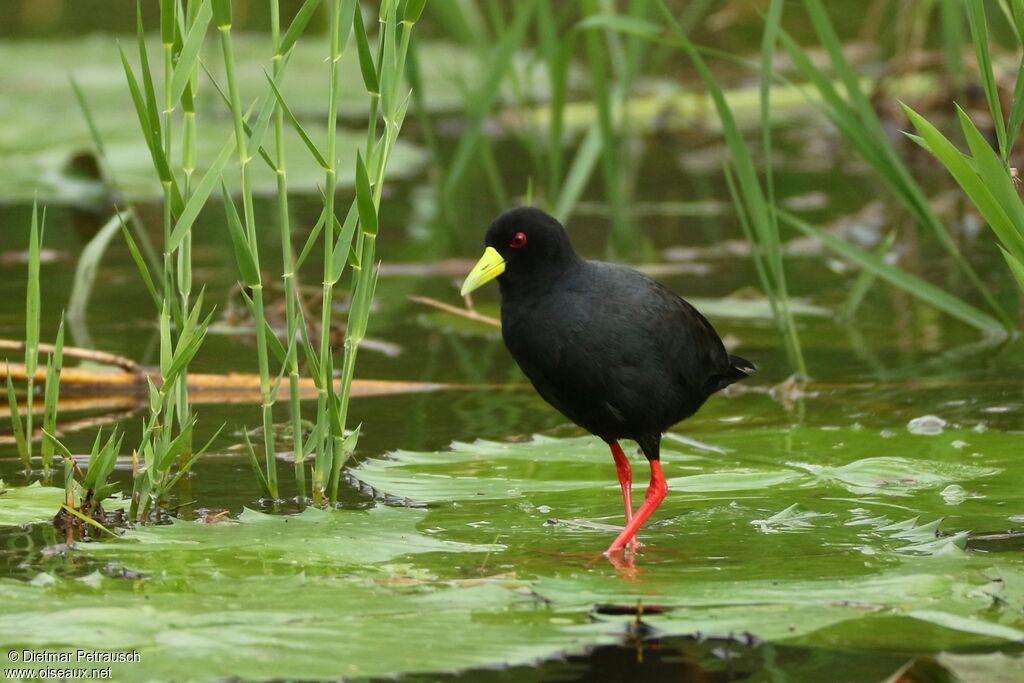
2, 0, 1024, 681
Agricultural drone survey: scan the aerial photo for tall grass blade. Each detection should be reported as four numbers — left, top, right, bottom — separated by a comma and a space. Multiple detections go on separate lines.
25, 202, 41, 381
903, 103, 1024, 263
278, 0, 323, 57
221, 184, 261, 287
580, 0, 630, 255
843, 232, 897, 319
354, 152, 378, 236
169, 0, 212, 105
441, 0, 538, 200
654, 0, 806, 375
41, 318, 65, 476
966, 0, 1008, 158
330, 201, 360, 282
169, 132, 237, 251
778, 8, 1013, 330
264, 73, 330, 169
117, 211, 161, 310
780, 210, 1006, 333
68, 214, 123, 325
24, 201, 42, 464
5, 371, 29, 470
353, 6, 379, 95
1000, 246, 1024, 290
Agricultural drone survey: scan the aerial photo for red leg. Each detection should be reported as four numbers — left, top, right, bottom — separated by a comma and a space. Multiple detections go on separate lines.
609, 441, 641, 553
604, 460, 667, 555
609, 441, 634, 523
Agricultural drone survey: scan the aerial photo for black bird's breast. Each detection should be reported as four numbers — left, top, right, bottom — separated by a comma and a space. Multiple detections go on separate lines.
500, 261, 730, 442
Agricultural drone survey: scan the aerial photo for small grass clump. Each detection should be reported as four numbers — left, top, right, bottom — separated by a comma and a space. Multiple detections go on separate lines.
903, 0, 1024, 295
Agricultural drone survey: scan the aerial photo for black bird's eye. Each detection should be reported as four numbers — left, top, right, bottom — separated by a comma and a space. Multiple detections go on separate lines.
509, 231, 528, 249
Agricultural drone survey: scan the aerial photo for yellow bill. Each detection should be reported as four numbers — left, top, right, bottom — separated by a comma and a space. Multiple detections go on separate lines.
460, 246, 506, 295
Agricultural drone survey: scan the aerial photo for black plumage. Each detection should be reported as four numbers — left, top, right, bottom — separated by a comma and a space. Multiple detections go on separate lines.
461, 207, 755, 554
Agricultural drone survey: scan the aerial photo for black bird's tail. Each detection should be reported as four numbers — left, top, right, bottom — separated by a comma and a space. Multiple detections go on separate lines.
707, 354, 757, 394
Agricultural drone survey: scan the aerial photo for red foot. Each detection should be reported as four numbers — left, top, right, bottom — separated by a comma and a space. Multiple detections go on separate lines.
604, 460, 667, 555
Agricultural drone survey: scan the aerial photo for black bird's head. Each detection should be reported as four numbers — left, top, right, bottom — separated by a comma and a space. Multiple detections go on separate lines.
461, 207, 580, 296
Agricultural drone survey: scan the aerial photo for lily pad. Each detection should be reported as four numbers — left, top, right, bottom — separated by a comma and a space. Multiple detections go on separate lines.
2, 425, 1022, 680
0, 480, 62, 526
0, 505, 572, 682
82, 505, 499, 573
349, 426, 1024, 652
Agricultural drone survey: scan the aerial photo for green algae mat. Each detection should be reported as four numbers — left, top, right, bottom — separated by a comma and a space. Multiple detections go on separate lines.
2, 420, 1023, 681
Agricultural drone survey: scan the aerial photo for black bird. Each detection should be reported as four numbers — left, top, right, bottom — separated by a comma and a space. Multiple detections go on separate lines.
461, 207, 755, 555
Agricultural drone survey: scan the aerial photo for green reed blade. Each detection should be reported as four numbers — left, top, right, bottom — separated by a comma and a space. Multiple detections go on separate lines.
380, 2, 399, 116
118, 45, 185, 213
43, 429, 75, 470
336, 0, 358, 56
330, 201, 360, 282
40, 318, 65, 475
296, 205, 327, 270
137, 3, 164, 150
116, 211, 161, 311
353, 5, 379, 95
1006, 55, 1024, 154
25, 202, 41, 379
263, 72, 329, 169
295, 303, 321, 387
1000, 245, 1024, 290
157, 419, 195, 471
60, 504, 116, 536
843, 232, 897, 320
903, 104, 1024, 264
405, 0, 427, 24
441, 0, 538, 200
200, 62, 282, 172
169, 0, 211, 105
169, 133, 237, 252
68, 214, 128, 325
957, 105, 1024, 245
211, 0, 231, 28
278, 0, 323, 57
354, 151, 378, 236
781, 210, 1005, 334
5, 371, 29, 469
69, 76, 106, 158
221, 182, 261, 287
966, 0, 1007, 158
243, 426, 272, 498
239, 288, 287, 364
778, 20, 1013, 330
160, 0, 176, 46
163, 327, 209, 394
165, 424, 223, 492
580, 0, 628, 255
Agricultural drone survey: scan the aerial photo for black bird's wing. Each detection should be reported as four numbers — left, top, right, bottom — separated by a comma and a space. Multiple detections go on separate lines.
501, 261, 739, 441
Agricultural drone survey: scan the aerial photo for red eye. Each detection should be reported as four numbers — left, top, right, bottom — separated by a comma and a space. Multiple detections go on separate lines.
509, 231, 528, 249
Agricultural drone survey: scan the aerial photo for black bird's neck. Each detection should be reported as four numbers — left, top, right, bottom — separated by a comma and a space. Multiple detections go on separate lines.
497, 251, 583, 302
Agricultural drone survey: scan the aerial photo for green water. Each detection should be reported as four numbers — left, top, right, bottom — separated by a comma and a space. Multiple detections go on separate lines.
2, 14, 1024, 683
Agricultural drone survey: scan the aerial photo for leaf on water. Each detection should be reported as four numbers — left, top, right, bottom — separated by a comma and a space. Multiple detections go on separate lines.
751, 503, 836, 533
0, 574, 573, 682
81, 505, 499, 572
936, 652, 1024, 683
793, 457, 1000, 497
4, 421, 1024, 678
0, 481, 62, 526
